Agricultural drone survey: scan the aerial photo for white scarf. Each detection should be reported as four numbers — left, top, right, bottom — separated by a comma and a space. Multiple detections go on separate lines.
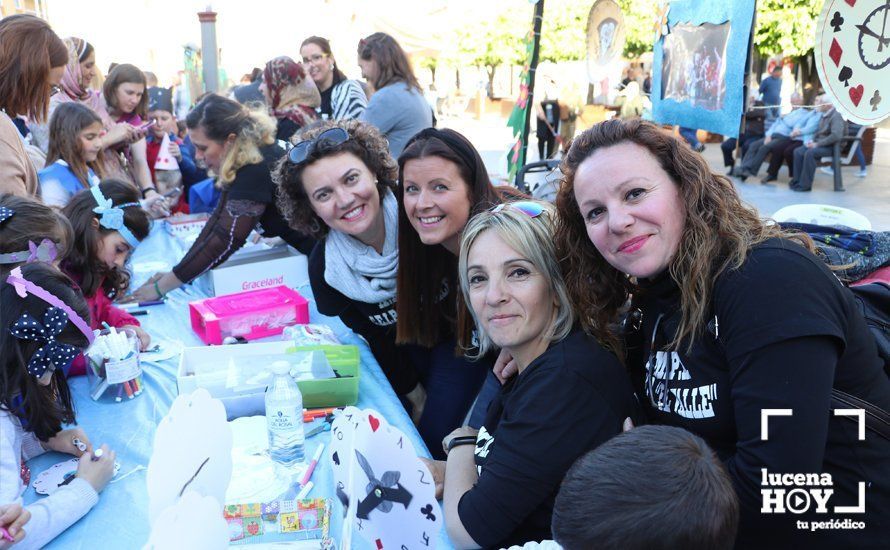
324, 190, 399, 304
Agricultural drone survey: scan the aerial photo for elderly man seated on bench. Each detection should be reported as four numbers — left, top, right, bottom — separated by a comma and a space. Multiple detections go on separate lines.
789, 94, 846, 192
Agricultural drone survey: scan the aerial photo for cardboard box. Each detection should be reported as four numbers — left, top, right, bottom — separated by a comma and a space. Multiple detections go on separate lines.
203, 244, 309, 297
177, 341, 360, 419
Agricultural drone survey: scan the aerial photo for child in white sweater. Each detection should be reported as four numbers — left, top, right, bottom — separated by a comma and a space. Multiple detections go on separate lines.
0, 263, 115, 549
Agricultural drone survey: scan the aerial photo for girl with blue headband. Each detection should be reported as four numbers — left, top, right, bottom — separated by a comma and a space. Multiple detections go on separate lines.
60, 180, 152, 364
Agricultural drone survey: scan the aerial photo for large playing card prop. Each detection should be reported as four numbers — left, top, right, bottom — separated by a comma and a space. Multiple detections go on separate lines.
815, 0, 890, 125
147, 389, 233, 522
329, 407, 442, 550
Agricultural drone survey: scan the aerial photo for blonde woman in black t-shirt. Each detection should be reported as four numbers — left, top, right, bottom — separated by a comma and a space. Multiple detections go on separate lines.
423, 201, 637, 549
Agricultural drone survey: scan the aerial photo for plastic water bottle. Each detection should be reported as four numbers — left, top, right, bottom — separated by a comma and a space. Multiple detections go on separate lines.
265, 361, 305, 467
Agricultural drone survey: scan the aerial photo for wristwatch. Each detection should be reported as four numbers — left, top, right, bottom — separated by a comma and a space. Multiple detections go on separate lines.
445, 435, 477, 453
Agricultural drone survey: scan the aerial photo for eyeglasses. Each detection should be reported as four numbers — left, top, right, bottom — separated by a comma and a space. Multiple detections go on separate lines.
287, 127, 349, 166
301, 54, 328, 64
490, 200, 545, 218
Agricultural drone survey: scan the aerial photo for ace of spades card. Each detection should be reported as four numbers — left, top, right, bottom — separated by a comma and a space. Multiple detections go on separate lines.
815, 0, 890, 125
329, 408, 441, 550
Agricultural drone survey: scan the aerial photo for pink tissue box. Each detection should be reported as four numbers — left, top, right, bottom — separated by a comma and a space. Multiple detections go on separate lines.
189, 285, 309, 345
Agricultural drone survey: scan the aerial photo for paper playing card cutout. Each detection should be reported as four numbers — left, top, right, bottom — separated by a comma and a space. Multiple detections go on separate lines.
33, 458, 120, 496
147, 388, 233, 522
815, 0, 890, 125
154, 133, 179, 171
144, 490, 228, 550
329, 407, 442, 550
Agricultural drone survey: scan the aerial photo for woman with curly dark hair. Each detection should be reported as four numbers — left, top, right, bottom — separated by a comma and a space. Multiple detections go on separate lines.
274, 119, 431, 426
551, 118, 889, 547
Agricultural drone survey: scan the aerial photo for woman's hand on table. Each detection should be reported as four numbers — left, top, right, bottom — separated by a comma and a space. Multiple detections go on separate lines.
418, 457, 446, 500
405, 383, 427, 426
124, 271, 181, 303
493, 348, 517, 384
76, 444, 116, 493
45, 427, 92, 456
0, 504, 30, 548
122, 324, 152, 351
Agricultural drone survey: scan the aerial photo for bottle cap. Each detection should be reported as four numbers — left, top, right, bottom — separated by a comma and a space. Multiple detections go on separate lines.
270, 360, 291, 375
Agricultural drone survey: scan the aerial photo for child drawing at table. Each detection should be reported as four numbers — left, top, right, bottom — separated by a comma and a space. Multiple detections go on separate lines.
60, 180, 151, 359
0, 263, 117, 550
37, 102, 105, 209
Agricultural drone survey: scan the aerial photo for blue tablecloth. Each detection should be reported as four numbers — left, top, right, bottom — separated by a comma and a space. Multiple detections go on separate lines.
23, 224, 453, 549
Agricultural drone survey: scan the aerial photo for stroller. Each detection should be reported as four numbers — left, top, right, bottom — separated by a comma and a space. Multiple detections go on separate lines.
514, 159, 561, 203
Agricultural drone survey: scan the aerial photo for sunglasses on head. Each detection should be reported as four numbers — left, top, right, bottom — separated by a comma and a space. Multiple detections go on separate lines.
287, 127, 349, 166
490, 201, 545, 218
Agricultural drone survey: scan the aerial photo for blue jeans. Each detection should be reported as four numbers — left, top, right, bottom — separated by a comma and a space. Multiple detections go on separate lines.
407, 340, 490, 459
679, 127, 701, 149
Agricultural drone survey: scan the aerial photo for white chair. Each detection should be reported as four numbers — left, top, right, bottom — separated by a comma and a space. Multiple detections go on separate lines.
772, 204, 872, 230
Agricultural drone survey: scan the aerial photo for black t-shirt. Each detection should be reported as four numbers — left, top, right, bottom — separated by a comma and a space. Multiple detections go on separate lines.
227, 145, 315, 255
275, 118, 300, 143
308, 242, 418, 395
458, 329, 639, 549
319, 86, 334, 120
633, 238, 890, 547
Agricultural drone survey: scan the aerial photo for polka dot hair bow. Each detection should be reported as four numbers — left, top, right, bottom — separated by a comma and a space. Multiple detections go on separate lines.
0, 206, 13, 225
8, 307, 79, 378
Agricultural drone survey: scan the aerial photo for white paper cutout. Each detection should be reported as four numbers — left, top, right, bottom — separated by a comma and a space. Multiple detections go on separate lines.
143, 490, 228, 550
33, 458, 120, 496
147, 388, 233, 522
815, 0, 890, 125
154, 133, 180, 171
225, 416, 296, 503
329, 407, 442, 550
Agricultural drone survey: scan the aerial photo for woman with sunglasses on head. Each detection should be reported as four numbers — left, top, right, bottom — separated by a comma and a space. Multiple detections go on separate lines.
300, 36, 367, 121
127, 94, 315, 302
420, 201, 637, 550
396, 127, 524, 459
275, 119, 426, 421
551, 119, 890, 547
0, 15, 68, 197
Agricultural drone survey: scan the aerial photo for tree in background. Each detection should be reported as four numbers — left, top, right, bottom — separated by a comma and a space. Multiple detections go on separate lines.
455, 11, 525, 98
753, 0, 821, 102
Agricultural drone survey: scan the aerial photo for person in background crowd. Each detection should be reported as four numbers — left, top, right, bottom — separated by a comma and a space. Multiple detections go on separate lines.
552, 426, 738, 550
0, 15, 67, 197
101, 64, 164, 209
759, 64, 783, 121
720, 95, 765, 175
423, 200, 638, 549
301, 36, 367, 121
259, 56, 320, 143
396, 128, 523, 459
145, 86, 199, 204
127, 94, 316, 302
678, 126, 704, 153
789, 95, 846, 192
732, 92, 818, 181
358, 32, 432, 158
232, 67, 264, 105
38, 103, 104, 208
553, 118, 890, 547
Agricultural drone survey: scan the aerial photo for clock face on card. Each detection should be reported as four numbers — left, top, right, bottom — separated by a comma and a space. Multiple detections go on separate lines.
329, 407, 442, 550
815, 0, 890, 125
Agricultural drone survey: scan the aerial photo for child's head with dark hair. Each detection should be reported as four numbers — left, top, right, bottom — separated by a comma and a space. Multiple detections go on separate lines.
0, 262, 90, 440
60, 179, 150, 298
552, 425, 739, 550
0, 194, 73, 274
46, 102, 105, 187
